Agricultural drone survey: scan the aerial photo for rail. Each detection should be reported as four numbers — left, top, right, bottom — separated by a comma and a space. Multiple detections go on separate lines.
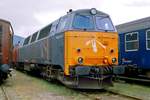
0, 85, 10, 100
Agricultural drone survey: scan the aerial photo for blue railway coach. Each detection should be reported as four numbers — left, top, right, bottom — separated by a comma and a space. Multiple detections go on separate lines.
116, 17, 150, 76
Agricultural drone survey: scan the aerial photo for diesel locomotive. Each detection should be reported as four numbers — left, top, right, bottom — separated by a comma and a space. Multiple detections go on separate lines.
13, 8, 118, 89
0, 19, 13, 83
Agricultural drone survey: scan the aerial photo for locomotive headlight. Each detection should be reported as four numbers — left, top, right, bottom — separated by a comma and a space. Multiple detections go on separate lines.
78, 57, 84, 64
90, 8, 97, 15
112, 58, 117, 63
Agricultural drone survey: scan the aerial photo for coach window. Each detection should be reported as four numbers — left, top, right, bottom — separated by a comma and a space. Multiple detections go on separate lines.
23, 36, 31, 46
38, 24, 52, 40
31, 32, 38, 43
146, 30, 150, 50
125, 32, 139, 51
0, 25, 2, 34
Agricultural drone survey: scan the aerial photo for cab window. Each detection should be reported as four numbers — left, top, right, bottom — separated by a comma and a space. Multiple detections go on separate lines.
96, 16, 115, 31
31, 32, 38, 43
72, 14, 94, 29
58, 16, 68, 32
38, 24, 52, 40
51, 20, 60, 34
23, 36, 31, 46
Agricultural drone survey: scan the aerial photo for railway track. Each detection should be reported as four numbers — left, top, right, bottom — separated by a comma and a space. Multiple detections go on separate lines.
0, 85, 10, 100
105, 88, 142, 100
78, 89, 142, 100
78, 91, 102, 100
115, 75, 150, 83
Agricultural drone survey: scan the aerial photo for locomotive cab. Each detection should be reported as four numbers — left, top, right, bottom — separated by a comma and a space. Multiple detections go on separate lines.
62, 9, 118, 89
64, 9, 118, 76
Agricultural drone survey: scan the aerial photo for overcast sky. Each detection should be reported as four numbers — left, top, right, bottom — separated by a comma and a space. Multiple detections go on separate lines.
0, 0, 150, 37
